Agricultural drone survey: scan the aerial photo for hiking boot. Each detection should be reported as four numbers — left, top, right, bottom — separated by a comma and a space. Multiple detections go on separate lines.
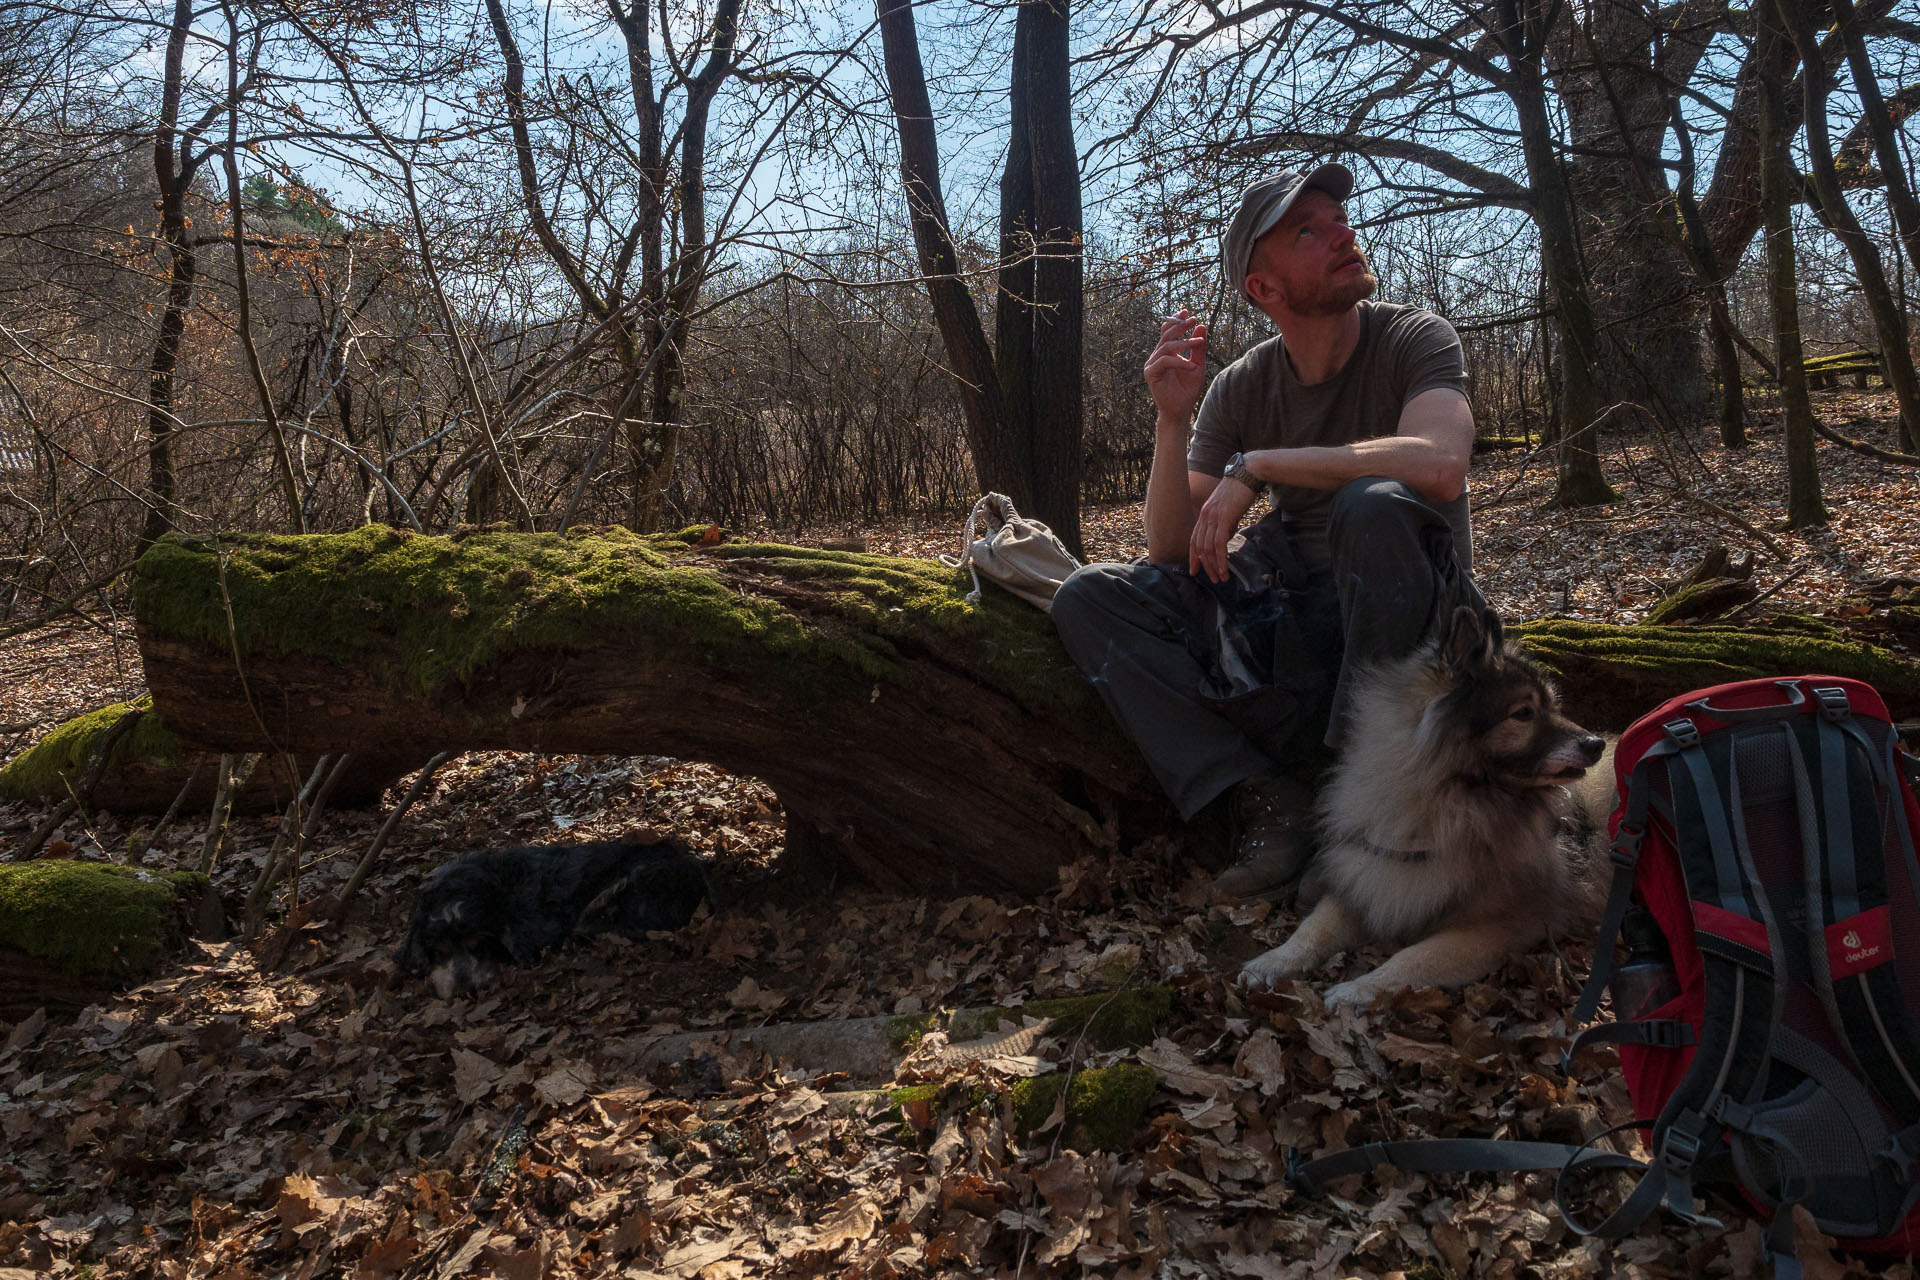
1212, 772, 1316, 898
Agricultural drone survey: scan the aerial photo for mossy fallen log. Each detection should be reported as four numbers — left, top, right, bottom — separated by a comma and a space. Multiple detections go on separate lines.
0, 861, 217, 1018
0, 698, 420, 814
132, 526, 1153, 894
1510, 616, 1920, 729
130, 528, 1920, 892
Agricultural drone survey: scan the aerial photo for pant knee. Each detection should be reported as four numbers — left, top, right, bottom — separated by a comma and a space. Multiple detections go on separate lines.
1050, 563, 1109, 625
1327, 477, 1425, 558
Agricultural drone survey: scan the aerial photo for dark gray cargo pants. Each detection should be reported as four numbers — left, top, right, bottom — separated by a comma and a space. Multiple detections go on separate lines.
1051, 477, 1485, 819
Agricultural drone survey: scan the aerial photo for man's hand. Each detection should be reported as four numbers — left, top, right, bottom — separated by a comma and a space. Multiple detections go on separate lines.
1144, 309, 1208, 425
1189, 465, 1260, 582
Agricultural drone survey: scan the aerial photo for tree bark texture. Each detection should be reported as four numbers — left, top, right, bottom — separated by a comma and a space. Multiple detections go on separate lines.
1554, 0, 1717, 418
1776, 0, 1920, 454
1497, 0, 1616, 507
876, 0, 1029, 511
133, 527, 1154, 895
141, 0, 205, 552
1756, 1, 1827, 529
1022, 0, 1085, 558
130, 530, 1920, 895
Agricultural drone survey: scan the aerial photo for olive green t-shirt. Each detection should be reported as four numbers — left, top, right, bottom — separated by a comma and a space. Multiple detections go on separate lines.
1187, 300, 1472, 574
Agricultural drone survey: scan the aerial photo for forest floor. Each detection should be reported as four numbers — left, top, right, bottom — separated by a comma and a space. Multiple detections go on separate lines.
0, 389, 1915, 1280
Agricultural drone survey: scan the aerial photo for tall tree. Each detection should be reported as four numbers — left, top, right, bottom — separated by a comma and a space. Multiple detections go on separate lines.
1495, 0, 1617, 505
143, 0, 253, 548
877, 0, 1086, 552
1756, 0, 1826, 528
1556, 0, 1722, 418
481, 0, 744, 532
1776, 0, 1920, 452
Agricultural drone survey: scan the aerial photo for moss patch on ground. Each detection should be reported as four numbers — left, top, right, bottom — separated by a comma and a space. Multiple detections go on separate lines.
948, 986, 1172, 1051
0, 699, 179, 803
133, 529, 1097, 711
1010, 1064, 1158, 1150
0, 862, 208, 977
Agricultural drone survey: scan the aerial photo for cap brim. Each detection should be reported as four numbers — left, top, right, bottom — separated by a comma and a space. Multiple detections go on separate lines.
1244, 162, 1355, 249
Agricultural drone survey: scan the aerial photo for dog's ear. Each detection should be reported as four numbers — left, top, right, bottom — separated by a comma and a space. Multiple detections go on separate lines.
1443, 605, 1486, 671
1480, 607, 1506, 654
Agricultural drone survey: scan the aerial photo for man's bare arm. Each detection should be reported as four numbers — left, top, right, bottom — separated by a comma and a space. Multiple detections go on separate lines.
1185, 388, 1475, 582
1238, 387, 1474, 503
1142, 311, 1211, 563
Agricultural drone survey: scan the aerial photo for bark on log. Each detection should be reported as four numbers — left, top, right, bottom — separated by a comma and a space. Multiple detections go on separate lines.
0, 698, 422, 814
130, 528, 1920, 894
133, 527, 1157, 895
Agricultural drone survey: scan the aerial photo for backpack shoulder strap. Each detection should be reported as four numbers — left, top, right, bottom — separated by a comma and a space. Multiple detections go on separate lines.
1630, 716, 1787, 1229
1800, 694, 1920, 1126
1571, 744, 1669, 1026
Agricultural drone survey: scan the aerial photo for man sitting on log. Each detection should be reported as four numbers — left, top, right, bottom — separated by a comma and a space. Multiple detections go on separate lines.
1052, 165, 1481, 898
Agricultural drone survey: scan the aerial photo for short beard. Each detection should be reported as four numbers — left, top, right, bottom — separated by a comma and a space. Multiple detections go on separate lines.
1288, 266, 1378, 317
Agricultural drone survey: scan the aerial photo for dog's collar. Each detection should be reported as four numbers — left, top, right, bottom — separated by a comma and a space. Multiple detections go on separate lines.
1364, 842, 1432, 864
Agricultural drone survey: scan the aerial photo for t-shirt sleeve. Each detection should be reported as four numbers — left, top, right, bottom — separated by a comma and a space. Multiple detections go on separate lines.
1185, 363, 1241, 477
1389, 310, 1470, 405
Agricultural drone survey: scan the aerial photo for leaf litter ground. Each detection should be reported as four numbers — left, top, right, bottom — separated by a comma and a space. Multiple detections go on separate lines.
1, 395, 1915, 1279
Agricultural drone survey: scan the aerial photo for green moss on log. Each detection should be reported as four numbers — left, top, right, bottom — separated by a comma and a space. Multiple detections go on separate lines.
948, 986, 1172, 1051
1511, 618, 1920, 722
1640, 579, 1757, 626
0, 862, 208, 977
133, 528, 1095, 711
1010, 1064, 1158, 1149
0, 699, 178, 803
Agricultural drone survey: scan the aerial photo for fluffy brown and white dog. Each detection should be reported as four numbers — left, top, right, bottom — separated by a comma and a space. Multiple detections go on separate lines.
1239, 606, 1615, 1007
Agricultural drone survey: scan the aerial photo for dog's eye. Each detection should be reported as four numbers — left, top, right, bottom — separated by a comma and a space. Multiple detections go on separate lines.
1510, 705, 1535, 722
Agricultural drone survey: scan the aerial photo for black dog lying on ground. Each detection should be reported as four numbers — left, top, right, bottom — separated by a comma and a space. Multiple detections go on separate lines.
394, 836, 710, 993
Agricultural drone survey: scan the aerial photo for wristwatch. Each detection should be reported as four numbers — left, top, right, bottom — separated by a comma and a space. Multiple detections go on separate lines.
1223, 451, 1261, 492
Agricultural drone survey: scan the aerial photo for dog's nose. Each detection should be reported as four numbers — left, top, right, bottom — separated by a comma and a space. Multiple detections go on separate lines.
1578, 735, 1606, 763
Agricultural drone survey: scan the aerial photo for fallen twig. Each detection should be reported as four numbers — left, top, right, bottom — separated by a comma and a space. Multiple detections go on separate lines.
334, 750, 455, 922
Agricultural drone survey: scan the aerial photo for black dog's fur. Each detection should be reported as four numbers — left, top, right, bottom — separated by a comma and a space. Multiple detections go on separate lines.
395, 837, 709, 989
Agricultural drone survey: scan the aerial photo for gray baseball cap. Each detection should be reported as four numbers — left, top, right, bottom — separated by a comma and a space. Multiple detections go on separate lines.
1220, 163, 1356, 300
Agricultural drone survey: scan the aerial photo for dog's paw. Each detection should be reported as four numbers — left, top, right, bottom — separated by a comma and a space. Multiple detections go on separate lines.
1239, 944, 1312, 990
1322, 976, 1387, 1009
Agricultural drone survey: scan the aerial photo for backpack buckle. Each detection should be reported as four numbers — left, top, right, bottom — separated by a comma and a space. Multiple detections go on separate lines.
1814, 685, 1851, 723
1610, 824, 1644, 866
1880, 1127, 1920, 1181
1662, 718, 1701, 749
1660, 1119, 1706, 1172
1707, 1095, 1756, 1130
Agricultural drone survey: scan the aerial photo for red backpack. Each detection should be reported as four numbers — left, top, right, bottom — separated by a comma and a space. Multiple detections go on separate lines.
1288, 676, 1920, 1274
1564, 676, 1920, 1261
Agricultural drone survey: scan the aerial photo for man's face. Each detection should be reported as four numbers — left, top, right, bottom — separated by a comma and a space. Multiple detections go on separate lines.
1246, 189, 1377, 317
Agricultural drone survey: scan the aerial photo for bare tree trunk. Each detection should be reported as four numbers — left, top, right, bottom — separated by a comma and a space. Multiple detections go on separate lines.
140, 0, 201, 552
1756, 2, 1827, 529
995, 7, 1035, 516
1024, 0, 1084, 558
1827, 0, 1920, 277
1557, 0, 1718, 418
1776, 0, 1920, 453
1660, 46, 1746, 447
1498, 0, 1615, 507
219, 1, 305, 533
876, 0, 1029, 509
